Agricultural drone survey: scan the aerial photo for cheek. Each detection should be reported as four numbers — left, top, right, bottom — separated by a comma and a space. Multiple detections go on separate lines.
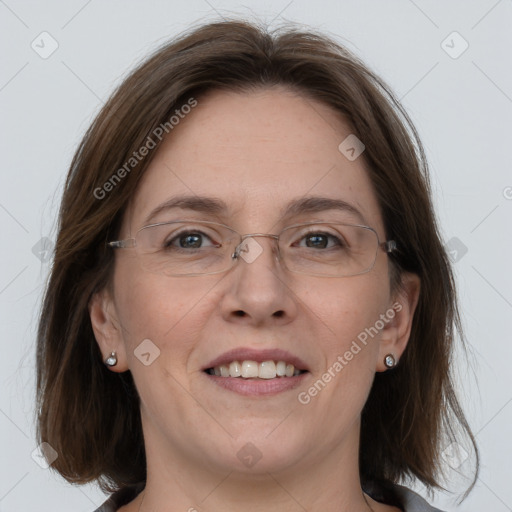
294, 275, 390, 430
112, 272, 215, 416
112, 262, 215, 363
302, 271, 390, 353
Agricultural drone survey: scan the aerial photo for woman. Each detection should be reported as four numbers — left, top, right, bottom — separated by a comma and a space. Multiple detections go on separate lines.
36, 19, 478, 512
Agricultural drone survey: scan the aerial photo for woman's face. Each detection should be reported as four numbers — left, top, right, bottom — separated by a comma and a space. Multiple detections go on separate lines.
92, 87, 417, 477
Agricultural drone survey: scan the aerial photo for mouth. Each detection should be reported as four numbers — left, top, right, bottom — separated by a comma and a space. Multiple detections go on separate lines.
202, 348, 310, 396
204, 360, 307, 379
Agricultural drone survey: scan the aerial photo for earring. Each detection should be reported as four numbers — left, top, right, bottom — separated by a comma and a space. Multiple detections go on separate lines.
104, 351, 118, 367
384, 354, 396, 369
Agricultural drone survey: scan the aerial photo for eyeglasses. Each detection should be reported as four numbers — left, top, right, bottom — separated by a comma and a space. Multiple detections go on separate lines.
107, 220, 397, 277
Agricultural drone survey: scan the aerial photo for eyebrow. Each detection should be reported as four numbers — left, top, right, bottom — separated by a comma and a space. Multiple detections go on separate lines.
143, 194, 367, 226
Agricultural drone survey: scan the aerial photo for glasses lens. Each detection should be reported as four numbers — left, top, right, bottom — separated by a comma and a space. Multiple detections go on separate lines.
131, 221, 379, 277
280, 223, 379, 277
135, 221, 238, 276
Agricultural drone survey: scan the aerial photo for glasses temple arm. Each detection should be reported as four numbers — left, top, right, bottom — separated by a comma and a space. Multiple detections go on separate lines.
107, 239, 136, 249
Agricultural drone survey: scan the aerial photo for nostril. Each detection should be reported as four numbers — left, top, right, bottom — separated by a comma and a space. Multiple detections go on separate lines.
273, 310, 285, 318
234, 310, 246, 317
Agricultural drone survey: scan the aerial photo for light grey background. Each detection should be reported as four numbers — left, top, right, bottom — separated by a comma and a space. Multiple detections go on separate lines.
1, 1, 511, 511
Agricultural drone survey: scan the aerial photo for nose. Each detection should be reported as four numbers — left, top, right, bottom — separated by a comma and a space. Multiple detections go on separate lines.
220, 235, 298, 326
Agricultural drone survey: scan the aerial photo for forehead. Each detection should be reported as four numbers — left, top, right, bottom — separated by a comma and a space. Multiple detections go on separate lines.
126, 87, 384, 233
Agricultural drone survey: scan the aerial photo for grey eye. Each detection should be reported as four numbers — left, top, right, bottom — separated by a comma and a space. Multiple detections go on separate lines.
305, 234, 329, 248
297, 231, 343, 249
177, 233, 203, 248
163, 230, 219, 250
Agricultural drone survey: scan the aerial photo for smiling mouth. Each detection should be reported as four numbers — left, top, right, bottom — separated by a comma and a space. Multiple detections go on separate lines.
205, 360, 308, 379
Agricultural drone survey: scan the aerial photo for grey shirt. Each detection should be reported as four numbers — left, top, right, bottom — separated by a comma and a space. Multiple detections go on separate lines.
93, 481, 445, 511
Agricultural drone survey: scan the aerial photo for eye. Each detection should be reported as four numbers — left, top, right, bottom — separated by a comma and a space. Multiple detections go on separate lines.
164, 229, 220, 250
296, 230, 345, 249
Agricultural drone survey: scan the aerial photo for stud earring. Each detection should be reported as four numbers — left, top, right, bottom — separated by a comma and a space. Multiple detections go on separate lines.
104, 351, 118, 367
384, 354, 396, 369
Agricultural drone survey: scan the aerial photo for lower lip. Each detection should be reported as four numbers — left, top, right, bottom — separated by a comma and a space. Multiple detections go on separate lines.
204, 372, 309, 396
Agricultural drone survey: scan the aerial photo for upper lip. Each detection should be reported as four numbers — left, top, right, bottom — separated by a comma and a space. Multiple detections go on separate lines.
203, 347, 310, 372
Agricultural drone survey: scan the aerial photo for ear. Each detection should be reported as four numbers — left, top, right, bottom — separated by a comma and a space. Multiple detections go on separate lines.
376, 272, 421, 372
89, 288, 129, 372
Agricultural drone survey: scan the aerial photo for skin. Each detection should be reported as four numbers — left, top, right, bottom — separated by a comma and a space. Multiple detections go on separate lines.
90, 87, 420, 512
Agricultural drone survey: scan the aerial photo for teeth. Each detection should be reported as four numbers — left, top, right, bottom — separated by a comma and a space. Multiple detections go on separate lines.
241, 361, 259, 378
259, 361, 276, 379
229, 361, 241, 377
276, 361, 287, 376
208, 360, 304, 379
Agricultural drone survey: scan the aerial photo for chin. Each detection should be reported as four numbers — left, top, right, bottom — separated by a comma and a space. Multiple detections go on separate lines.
215, 428, 309, 474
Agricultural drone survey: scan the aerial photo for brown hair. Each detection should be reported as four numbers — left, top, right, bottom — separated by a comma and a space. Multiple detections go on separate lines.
36, 18, 478, 497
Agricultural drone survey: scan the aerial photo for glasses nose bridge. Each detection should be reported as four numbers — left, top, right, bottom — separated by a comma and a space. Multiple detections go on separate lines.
232, 232, 281, 262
